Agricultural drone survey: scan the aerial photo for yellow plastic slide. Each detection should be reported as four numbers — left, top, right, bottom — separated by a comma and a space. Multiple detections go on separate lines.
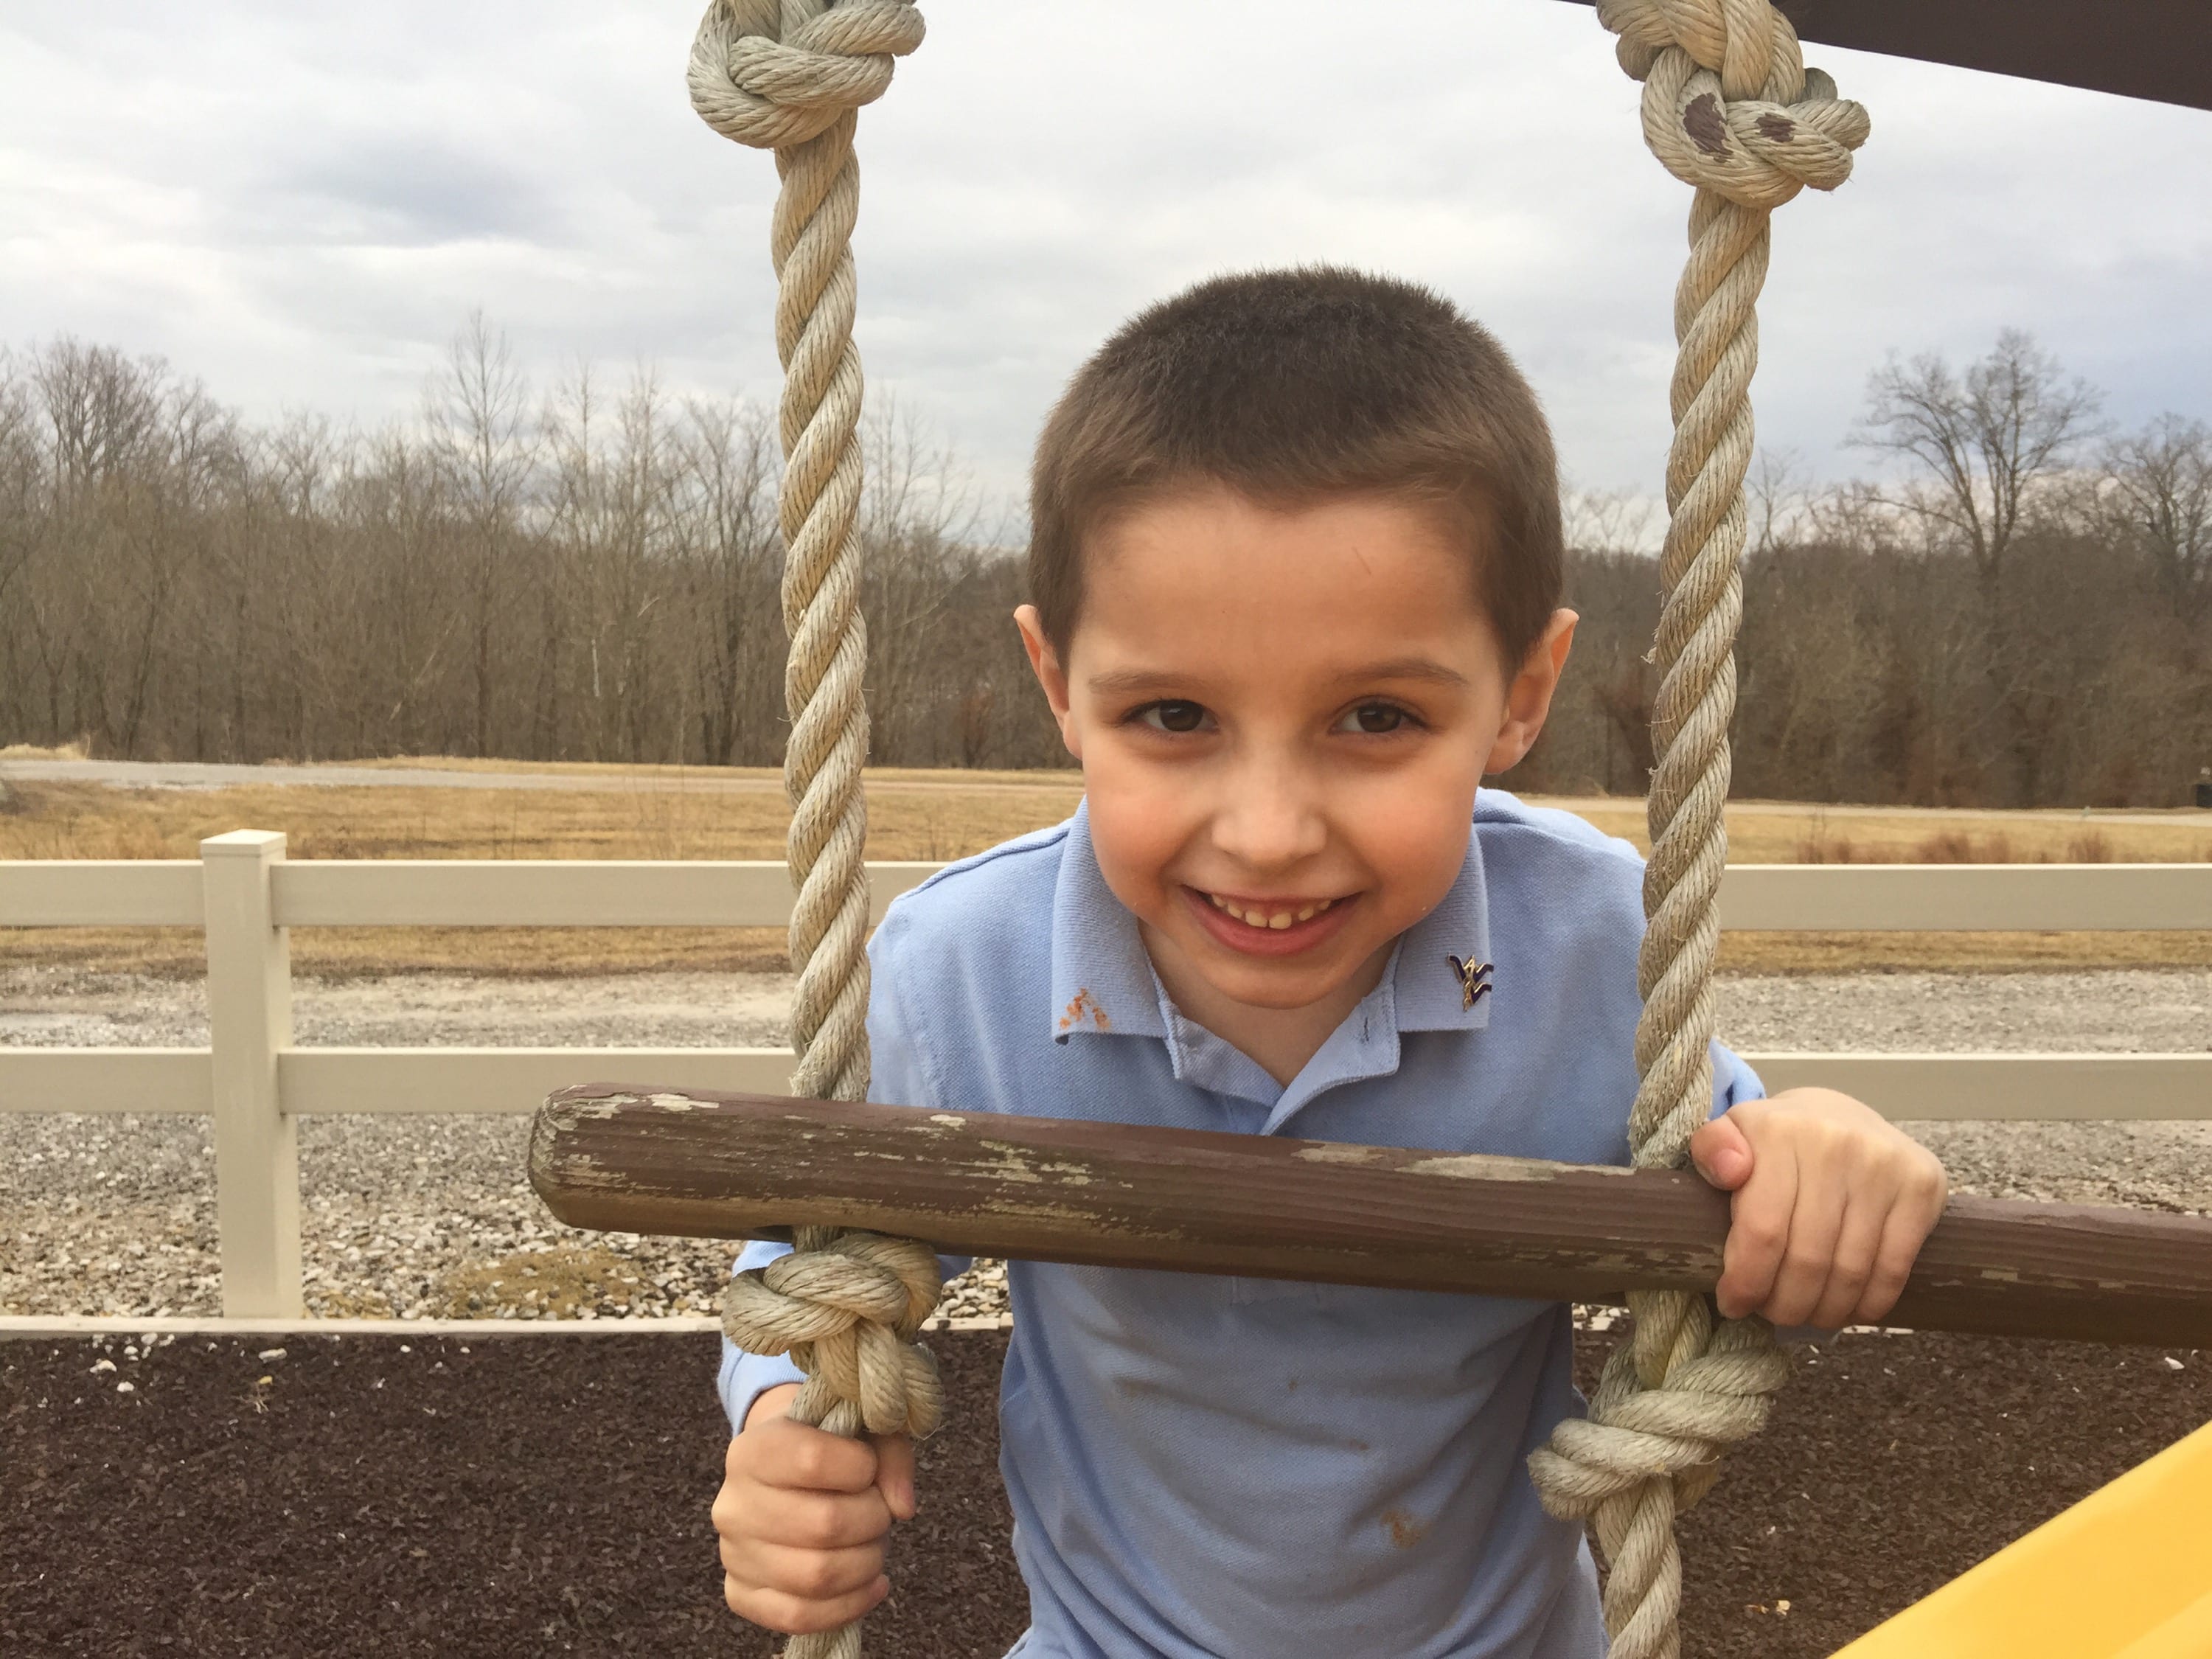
1835, 1415, 2212, 1658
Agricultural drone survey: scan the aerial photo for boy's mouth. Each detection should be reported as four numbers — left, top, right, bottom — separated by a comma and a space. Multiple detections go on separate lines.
1183, 886, 1359, 957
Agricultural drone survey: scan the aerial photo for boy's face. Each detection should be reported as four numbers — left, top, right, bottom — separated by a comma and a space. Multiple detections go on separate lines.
1018, 483, 1576, 1020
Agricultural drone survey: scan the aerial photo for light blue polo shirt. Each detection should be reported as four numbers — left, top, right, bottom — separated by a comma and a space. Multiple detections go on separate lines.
720, 789, 1763, 1659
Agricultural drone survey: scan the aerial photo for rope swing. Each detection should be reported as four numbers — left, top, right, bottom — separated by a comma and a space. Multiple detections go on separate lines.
686, 2, 1870, 1655
1525, 4, 1868, 1656
689, 5, 942, 1656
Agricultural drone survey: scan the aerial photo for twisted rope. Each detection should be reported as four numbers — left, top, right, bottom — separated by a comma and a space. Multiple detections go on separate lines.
691, 0, 925, 1106
1526, 4, 1868, 1655
692, 6, 933, 1655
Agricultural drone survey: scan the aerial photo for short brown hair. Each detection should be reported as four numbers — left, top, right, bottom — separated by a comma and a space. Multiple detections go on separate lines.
1028, 265, 1563, 670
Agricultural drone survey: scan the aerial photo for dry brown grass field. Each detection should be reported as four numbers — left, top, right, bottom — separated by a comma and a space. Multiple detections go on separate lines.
5, 760, 2211, 976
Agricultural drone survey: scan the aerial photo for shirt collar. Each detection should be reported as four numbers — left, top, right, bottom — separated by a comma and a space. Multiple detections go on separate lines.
1048, 801, 1171, 1043
1389, 818, 1495, 1034
1046, 799, 1495, 1048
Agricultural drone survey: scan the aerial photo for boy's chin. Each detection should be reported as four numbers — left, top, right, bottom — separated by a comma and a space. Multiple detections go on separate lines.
1200, 968, 1357, 1012
1175, 932, 1383, 1012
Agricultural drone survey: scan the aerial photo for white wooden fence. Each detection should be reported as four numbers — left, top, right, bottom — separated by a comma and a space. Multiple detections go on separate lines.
4, 831, 2209, 1317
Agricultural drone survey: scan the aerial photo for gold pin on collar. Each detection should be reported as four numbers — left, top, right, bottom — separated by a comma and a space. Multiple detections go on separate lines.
1448, 955, 1494, 1010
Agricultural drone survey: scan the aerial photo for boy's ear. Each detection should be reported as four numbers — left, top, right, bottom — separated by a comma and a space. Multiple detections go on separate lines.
1484, 608, 1578, 776
1013, 605, 1082, 762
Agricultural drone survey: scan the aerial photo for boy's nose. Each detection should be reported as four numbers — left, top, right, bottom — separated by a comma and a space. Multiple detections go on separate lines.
1207, 759, 1328, 871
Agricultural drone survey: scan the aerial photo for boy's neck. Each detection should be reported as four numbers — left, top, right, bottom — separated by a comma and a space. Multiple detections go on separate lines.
1136, 921, 1398, 1087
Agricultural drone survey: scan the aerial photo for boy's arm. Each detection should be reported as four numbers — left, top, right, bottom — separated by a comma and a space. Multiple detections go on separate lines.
718, 911, 975, 1434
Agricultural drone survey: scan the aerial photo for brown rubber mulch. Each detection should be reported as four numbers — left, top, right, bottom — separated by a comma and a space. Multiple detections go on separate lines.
3, 1326, 2205, 1657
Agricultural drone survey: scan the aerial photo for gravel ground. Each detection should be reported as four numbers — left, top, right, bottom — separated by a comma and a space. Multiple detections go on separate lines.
2, 964, 2206, 1320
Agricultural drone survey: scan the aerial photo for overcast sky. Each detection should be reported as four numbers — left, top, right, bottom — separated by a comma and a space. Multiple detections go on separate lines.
4, 1, 2209, 516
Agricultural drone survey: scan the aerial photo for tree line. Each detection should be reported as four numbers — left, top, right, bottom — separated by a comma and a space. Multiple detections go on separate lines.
1, 319, 2206, 807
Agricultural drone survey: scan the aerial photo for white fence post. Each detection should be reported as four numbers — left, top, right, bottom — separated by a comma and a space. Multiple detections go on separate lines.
201, 830, 302, 1317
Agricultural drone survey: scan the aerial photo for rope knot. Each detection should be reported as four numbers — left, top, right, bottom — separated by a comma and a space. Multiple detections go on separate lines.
1528, 1299, 1791, 1526
723, 1228, 945, 1437
1596, 0, 1868, 211
689, 0, 927, 151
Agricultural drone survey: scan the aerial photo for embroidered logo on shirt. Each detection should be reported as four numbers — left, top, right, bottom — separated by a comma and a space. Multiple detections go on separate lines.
1447, 955, 1494, 1010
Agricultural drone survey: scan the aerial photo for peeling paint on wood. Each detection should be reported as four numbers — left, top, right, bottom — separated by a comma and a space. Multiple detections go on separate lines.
1296, 1145, 1379, 1165
1400, 1152, 1633, 1183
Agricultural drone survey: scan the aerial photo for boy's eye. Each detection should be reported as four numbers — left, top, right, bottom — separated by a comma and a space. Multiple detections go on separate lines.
1139, 700, 1210, 734
1336, 702, 1408, 735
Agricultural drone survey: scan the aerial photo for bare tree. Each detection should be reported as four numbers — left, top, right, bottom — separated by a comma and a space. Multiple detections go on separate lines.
1746, 448, 1815, 557
0, 358, 29, 803
1851, 330, 2103, 594
2103, 414, 2212, 630
0, 357, 37, 616
427, 311, 536, 757
1851, 331, 2106, 801
675, 394, 779, 765
32, 339, 164, 498
1561, 483, 1660, 560
858, 399, 985, 763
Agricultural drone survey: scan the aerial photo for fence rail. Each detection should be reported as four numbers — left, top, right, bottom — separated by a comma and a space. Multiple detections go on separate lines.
3, 832, 2208, 1315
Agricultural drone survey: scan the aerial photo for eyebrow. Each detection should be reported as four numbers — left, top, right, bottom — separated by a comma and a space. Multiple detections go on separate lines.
1085, 669, 1194, 699
1085, 658, 1472, 698
1343, 658, 1472, 689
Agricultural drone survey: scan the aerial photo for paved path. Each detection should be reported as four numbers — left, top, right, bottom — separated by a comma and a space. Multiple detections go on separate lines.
0, 758, 1079, 796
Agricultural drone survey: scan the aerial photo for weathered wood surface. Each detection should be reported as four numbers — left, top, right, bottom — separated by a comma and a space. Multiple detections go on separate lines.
530, 1085, 2212, 1348
1554, 0, 2212, 114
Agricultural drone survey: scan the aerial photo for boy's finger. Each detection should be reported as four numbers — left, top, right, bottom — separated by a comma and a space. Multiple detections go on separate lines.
1856, 1199, 1937, 1325
1688, 1116, 1753, 1192
748, 1417, 883, 1494
1808, 1194, 1885, 1331
735, 1537, 888, 1607
742, 1481, 895, 1551
1715, 1141, 1798, 1321
726, 1570, 890, 1636
874, 1433, 918, 1520
1761, 1167, 1847, 1329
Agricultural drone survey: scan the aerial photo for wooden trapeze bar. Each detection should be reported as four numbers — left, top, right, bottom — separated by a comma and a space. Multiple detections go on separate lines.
530, 1085, 2212, 1349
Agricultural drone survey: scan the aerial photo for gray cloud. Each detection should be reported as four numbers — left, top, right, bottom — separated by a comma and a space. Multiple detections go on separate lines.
253, 140, 560, 249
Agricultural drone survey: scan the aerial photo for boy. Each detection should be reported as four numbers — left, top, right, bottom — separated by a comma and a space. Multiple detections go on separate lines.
712, 267, 1947, 1657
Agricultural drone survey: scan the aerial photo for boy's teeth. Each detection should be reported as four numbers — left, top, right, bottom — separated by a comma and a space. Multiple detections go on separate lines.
1206, 893, 1335, 928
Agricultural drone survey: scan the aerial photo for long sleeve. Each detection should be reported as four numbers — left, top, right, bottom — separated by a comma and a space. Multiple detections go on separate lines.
717, 1237, 809, 1434
716, 903, 975, 1435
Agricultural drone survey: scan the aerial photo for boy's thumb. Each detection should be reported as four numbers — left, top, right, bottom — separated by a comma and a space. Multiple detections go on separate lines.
1689, 1116, 1753, 1191
874, 1433, 918, 1520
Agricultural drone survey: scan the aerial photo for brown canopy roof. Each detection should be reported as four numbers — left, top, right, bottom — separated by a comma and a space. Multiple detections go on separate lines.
1554, 0, 2212, 113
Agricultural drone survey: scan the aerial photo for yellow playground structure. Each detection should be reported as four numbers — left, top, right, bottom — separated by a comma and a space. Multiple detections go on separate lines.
1838, 1416, 2212, 1657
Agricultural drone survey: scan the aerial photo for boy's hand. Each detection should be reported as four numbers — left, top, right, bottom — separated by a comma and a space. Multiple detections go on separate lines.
712, 1382, 918, 1635
1690, 1087, 1947, 1329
